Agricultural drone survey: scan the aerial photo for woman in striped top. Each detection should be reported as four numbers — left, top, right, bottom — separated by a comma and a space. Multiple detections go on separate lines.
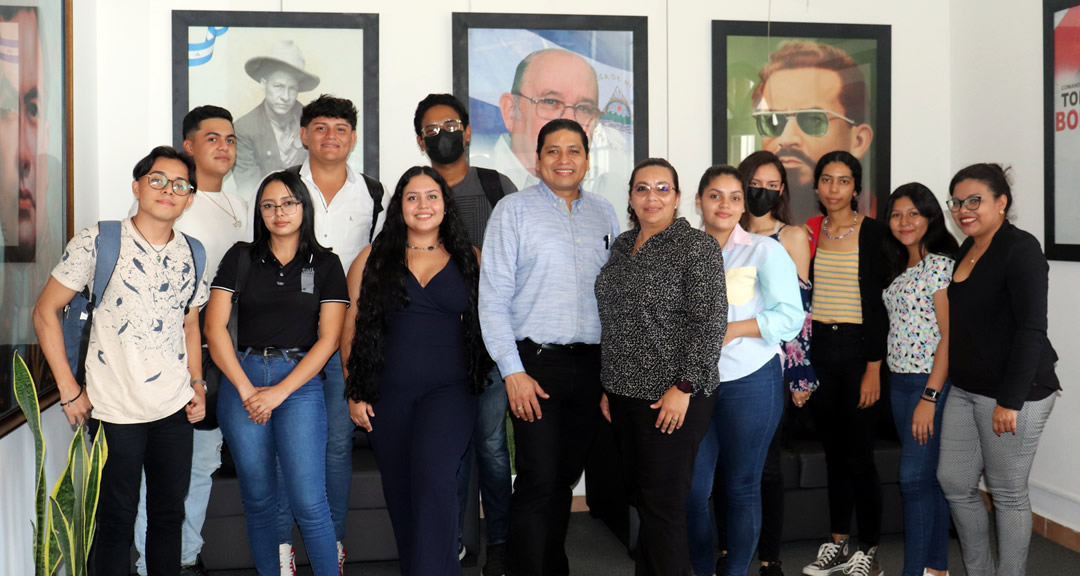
800, 151, 891, 576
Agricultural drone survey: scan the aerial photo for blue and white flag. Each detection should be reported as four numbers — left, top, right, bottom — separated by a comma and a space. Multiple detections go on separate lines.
189, 27, 228, 67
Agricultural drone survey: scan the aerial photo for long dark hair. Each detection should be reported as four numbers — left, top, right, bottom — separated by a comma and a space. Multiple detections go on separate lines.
245, 169, 330, 262
884, 182, 960, 283
737, 150, 793, 225
813, 150, 862, 213
346, 166, 490, 402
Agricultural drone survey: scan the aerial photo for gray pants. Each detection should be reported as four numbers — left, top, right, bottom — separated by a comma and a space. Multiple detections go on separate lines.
937, 387, 1056, 576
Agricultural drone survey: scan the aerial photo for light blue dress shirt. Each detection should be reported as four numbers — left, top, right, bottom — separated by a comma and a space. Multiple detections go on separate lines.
479, 182, 620, 377
717, 224, 804, 381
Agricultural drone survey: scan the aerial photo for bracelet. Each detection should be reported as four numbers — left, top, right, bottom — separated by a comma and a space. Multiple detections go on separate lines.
191, 379, 208, 392
60, 386, 84, 407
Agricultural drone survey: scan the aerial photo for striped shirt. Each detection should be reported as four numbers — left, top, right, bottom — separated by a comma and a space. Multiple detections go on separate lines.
812, 248, 862, 324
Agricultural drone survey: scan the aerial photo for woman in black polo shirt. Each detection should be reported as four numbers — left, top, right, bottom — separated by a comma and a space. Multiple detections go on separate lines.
341, 166, 488, 576
938, 163, 1059, 576
205, 170, 348, 576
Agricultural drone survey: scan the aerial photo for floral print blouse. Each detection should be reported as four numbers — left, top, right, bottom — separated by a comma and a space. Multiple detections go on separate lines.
882, 252, 955, 374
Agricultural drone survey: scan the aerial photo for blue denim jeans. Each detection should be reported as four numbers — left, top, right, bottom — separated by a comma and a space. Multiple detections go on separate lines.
457, 366, 512, 546
133, 427, 223, 574
218, 352, 338, 576
688, 356, 784, 576
891, 373, 951, 576
278, 350, 352, 544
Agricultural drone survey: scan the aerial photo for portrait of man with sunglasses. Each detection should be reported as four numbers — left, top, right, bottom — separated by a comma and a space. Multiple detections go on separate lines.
751, 40, 875, 222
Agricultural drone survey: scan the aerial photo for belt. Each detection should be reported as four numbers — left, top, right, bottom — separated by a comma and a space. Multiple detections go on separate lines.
518, 338, 599, 356
245, 346, 308, 358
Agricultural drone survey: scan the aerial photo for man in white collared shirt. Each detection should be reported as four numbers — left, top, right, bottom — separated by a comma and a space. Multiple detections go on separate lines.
276, 94, 387, 574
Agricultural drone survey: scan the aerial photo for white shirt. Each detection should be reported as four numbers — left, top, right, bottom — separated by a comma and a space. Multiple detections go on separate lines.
300, 159, 387, 273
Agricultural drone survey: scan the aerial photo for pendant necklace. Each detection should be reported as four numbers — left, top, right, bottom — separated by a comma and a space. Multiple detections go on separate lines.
131, 219, 173, 263
823, 214, 858, 240
202, 191, 242, 229
406, 241, 442, 251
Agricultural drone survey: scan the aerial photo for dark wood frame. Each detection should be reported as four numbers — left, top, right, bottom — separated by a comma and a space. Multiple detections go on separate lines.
1044, 0, 1080, 261
170, 10, 381, 178
712, 20, 892, 219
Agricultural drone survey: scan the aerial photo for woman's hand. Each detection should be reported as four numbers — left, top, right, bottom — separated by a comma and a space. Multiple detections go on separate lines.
243, 385, 288, 424
792, 390, 811, 408
650, 386, 690, 434
350, 398, 375, 432
912, 399, 936, 445
600, 392, 611, 423
992, 405, 1019, 436
858, 364, 881, 409
185, 385, 206, 424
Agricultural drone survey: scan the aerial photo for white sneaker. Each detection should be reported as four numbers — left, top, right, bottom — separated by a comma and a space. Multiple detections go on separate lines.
843, 548, 882, 576
922, 571, 948, 576
459, 542, 467, 561
279, 543, 296, 576
337, 541, 347, 575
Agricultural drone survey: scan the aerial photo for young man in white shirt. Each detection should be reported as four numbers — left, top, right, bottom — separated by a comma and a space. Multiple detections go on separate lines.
33, 146, 210, 575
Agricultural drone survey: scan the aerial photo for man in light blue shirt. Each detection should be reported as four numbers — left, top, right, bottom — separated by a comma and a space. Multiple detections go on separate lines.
479, 118, 620, 576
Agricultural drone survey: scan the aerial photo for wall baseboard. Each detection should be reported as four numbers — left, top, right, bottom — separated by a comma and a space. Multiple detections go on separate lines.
1034, 512, 1080, 554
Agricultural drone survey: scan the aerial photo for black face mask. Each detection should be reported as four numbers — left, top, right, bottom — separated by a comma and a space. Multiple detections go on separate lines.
424, 130, 466, 164
745, 186, 780, 217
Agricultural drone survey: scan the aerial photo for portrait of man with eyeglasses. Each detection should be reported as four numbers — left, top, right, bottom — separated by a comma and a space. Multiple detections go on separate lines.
750, 40, 876, 222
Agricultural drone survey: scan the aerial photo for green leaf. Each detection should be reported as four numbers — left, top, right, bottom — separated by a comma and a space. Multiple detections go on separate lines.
51, 426, 87, 576
48, 497, 74, 576
13, 351, 49, 576
83, 426, 107, 566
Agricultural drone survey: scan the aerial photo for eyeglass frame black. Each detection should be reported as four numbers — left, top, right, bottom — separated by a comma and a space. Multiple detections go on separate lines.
145, 171, 194, 196
946, 195, 983, 212
258, 199, 303, 215
511, 91, 602, 123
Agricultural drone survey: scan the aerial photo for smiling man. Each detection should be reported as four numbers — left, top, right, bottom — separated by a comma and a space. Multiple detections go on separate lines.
233, 40, 320, 202
751, 41, 874, 222
479, 118, 620, 576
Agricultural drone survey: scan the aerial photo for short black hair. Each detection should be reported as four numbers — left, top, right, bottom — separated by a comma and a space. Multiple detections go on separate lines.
132, 146, 198, 193
535, 118, 590, 157
182, 105, 233, 141
301, 94, 358, 129
413, 94, 470, 136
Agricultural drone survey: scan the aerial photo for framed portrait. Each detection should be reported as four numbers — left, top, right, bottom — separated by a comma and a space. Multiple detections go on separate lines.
0, 0, 73, 436
713, 20, 892, 223
171, 11, 379, 206
452, 13, 648, 213
1044, 0, 1080, 261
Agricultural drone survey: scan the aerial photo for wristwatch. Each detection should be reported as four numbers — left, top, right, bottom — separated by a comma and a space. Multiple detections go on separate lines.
674, 380, 693, 394
922, 387, 940, 401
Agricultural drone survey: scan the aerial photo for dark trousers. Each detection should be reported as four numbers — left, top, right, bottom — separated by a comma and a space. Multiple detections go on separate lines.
91, 408, 193, 576
506, 342, 602, 576
809, 322, 883, 547
611, 391, 716, 576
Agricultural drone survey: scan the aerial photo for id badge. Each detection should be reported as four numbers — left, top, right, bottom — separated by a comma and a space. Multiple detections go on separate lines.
301, 267, 315, 294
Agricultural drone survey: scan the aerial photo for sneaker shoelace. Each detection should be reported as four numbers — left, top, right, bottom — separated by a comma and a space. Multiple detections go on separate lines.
843, 552, 872, 575
337, 544, 346, 576
812, 542, 840, 566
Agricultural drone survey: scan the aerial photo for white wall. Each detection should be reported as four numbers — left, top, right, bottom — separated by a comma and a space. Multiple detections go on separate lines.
951, 0, 1080, 533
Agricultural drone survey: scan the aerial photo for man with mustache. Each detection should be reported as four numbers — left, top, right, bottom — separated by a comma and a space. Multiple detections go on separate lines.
751, 41, 875, 222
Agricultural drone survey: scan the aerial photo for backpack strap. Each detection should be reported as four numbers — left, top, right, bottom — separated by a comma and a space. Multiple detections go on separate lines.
362, 174, 384, 243
90, 221, 123, 307
180, 232, 206, 315
476, 167, 505, 209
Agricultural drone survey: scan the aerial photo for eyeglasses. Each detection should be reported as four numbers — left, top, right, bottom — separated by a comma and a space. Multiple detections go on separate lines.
420, 119, 464, 138
513, 92, 601, 123
631, 183, 675, 195
146, 171, 193, 196
946, 196, 982, 212
752, 109, 856, 138
259, 199, 302, 215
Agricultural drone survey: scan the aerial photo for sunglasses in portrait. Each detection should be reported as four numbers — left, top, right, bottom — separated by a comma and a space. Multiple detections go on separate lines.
752, 109, 857, 138
946, 195, 982, 212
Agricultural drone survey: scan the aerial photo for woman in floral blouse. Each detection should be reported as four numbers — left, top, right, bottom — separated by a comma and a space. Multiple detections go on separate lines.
882, 183, 958, 576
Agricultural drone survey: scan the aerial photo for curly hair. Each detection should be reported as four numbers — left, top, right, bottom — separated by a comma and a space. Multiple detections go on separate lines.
346, 166, 491, 402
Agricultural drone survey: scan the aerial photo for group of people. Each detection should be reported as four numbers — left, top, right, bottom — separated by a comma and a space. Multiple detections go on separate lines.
31, 88, 1058, 576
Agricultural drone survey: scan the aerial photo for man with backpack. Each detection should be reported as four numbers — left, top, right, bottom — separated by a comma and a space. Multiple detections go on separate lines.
32, 146, 210, 576
414, 93, 517, 576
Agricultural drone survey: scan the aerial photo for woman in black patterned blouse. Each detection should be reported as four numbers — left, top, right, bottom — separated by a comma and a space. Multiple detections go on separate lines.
595, 158, 728, 576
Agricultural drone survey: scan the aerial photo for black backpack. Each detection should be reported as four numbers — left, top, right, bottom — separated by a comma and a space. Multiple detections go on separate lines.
286, 164, 385, 243
476, 167, 505, 208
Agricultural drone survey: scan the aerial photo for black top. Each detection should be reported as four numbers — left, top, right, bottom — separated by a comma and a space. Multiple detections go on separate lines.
212, 245, 348, 350
595, 218, 728, 401
948, 221, 1059, 409
382, 259, 469, 388
809, 215, 890, 362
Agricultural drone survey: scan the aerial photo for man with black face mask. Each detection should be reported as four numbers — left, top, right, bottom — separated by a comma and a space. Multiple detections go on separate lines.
413, 93, 517, 576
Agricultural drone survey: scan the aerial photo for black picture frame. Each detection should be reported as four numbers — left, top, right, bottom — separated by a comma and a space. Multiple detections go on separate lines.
171, 10, 380, 195
1044, 0, 1080, 261
712, 20, 892, 222
451, 12, 648, 212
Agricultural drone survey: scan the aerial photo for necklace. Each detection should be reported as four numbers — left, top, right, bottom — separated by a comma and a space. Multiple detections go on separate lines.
201, 190, 242, 229
406, 241, 442, 251
822, 214, 858, 240
968, 244, 986, 264
130, 218, 174, 263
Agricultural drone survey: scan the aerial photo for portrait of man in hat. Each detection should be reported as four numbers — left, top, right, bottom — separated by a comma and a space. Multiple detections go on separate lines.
233, 39, 321, 198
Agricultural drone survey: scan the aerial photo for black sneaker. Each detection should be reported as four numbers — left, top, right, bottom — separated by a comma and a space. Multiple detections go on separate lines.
761, 560, 785, 576
484, 543, 507, 576
179, 556, 209, 576
803, 537, 853, 576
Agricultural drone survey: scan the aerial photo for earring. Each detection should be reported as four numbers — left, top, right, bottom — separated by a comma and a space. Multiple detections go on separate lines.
999, 209, 1005, 215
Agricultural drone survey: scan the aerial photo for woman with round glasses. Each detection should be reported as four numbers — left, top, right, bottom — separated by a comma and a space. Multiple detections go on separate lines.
685, 164, 803, 576
801, 151, 890, 576
882, 183, 958, 576
595, 158, 727, 575
342, 166, 488, 576
938, 164, 1059, 576
205, 170, 348, 576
